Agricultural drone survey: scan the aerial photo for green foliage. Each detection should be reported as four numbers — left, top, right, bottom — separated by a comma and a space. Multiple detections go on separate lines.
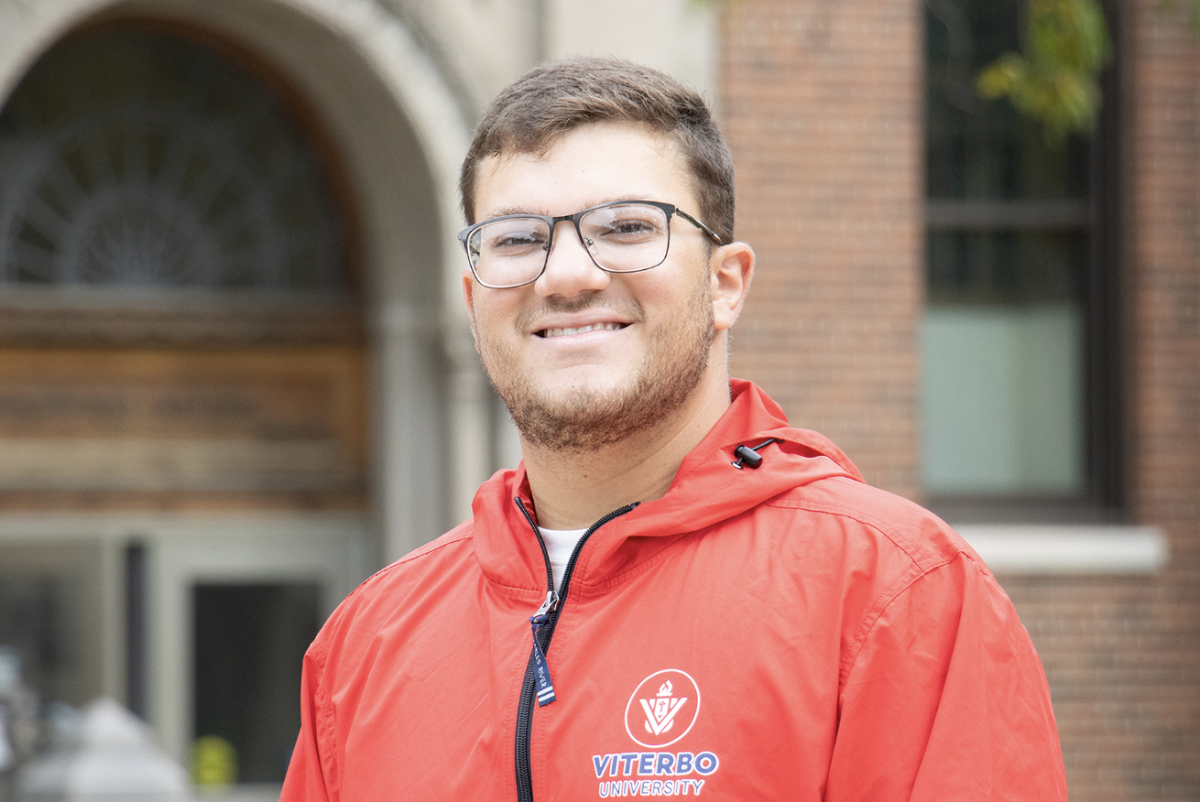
976, 0, 1111, 146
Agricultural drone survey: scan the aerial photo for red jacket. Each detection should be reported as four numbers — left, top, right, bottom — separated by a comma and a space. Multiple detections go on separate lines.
282, 380, 1066, 801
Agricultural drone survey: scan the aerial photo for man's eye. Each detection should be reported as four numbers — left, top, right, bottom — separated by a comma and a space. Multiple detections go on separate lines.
595, 217, 662, 242
487, 229, 546, 253
497, 234, 539, 247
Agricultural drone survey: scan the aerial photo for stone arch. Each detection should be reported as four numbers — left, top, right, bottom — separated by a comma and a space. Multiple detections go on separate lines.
0, 0, 489, 559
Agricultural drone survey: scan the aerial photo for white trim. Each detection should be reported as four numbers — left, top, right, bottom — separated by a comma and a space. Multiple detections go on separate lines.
954, 524, 1168, 574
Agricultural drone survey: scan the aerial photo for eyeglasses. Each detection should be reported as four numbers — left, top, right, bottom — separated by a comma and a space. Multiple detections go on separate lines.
457, 200, 725, 289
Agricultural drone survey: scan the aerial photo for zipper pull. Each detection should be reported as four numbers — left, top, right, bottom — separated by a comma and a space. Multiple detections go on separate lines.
529, 591, 559, 707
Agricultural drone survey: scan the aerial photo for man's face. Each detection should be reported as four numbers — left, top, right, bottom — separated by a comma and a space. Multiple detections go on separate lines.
463, 122, 720, 453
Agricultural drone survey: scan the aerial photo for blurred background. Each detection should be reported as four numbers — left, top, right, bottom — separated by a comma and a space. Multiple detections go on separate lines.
0, 0, 1194, 799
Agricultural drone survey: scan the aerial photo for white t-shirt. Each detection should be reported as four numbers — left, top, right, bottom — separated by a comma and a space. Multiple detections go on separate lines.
538, 527, 588, 593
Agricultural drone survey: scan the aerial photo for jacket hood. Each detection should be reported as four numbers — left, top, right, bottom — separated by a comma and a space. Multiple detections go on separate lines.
470, 379, 865, 594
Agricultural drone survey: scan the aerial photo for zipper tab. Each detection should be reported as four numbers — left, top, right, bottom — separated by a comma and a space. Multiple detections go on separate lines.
534, 590, 559, 618
529, 594, 558, 707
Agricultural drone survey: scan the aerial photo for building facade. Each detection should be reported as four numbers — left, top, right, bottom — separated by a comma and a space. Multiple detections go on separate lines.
0, 0, 1195, 799
723, 0, 1198, 799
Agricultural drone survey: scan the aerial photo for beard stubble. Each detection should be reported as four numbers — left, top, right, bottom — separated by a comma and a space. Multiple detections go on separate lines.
476, 273, 717, 454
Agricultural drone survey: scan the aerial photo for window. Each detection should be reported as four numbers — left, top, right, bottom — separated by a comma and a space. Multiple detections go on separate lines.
922, 0, 1121, 519
0, 542, 105, 708
0, 27, 343, 294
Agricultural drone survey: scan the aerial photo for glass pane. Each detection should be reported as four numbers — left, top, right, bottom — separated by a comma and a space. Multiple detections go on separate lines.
0, 29, 343, 291
927, 228, 1081, 305
192, 582, 320, 785
922, 230, 1086, 497
0, 542, 104, 707
925, 0, 1088, 200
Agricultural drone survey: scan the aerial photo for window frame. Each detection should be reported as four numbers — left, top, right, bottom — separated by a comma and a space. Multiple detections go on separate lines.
921, 0, 1126, 523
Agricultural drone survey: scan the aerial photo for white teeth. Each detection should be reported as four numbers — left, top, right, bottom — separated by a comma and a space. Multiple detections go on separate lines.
542, 322, 623, 338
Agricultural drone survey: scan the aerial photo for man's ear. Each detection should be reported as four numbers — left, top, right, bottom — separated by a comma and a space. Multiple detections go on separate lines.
710, 242, 755, 332
461, 270, 480, 352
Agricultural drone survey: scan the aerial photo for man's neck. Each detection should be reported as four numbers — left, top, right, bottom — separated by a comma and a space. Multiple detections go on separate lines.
521, 375, 732, 530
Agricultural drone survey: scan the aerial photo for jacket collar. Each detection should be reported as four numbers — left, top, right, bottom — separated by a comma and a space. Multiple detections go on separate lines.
470, 379, 864, 595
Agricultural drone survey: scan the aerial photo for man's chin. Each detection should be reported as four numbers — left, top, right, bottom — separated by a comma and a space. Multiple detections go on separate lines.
503, 384, 642, 453
499, 354, 710, 454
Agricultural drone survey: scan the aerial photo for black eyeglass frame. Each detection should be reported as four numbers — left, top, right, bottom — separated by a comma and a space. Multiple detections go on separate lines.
457, 199, 726, 289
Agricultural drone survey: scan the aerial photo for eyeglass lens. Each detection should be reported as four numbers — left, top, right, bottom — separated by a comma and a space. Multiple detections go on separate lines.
467, 203, 671, 287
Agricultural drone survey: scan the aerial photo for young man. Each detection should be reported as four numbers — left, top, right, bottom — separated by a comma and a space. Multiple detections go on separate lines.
281, 58, 1066, 801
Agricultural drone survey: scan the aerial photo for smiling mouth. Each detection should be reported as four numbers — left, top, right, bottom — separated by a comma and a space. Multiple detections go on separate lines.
537, 322, 628, 339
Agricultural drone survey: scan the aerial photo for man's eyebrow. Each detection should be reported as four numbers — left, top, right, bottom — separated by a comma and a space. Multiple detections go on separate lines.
481, 196, 659, 221
483, 206, 532, 218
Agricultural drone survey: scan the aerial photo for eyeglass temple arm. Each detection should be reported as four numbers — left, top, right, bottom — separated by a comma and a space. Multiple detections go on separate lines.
675, 209, 726, 245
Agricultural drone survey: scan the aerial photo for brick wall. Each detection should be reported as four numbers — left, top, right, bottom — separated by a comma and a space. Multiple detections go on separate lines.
1127, 0, 1200, 794
1131, 3, 1200, 529
720, 0, 923, 500
720, 0, 1200, 799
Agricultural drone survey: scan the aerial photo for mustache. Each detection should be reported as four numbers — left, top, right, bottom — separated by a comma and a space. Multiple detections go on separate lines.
516, 291, 645, 331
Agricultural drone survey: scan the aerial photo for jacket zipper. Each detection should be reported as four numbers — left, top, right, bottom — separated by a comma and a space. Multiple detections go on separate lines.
513, 499, 639, 802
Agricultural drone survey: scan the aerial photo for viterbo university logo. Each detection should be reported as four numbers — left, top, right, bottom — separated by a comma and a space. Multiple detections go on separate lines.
624, 669, 701, 749
594, 670, 716, 797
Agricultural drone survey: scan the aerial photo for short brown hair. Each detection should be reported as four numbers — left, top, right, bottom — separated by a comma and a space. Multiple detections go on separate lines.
459, 56, 735, 243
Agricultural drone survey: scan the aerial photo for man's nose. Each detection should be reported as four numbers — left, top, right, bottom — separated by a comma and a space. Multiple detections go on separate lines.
534, 221, 611, 297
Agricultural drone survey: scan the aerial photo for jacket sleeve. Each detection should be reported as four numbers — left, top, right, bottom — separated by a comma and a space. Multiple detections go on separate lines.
280, 642, 337, 802
826, 552, 1067, 801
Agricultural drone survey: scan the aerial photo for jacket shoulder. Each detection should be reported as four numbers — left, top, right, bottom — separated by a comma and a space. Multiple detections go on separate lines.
310, 521, 477, 657
745, 474, 1033, 702
765, 473, 987, 576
